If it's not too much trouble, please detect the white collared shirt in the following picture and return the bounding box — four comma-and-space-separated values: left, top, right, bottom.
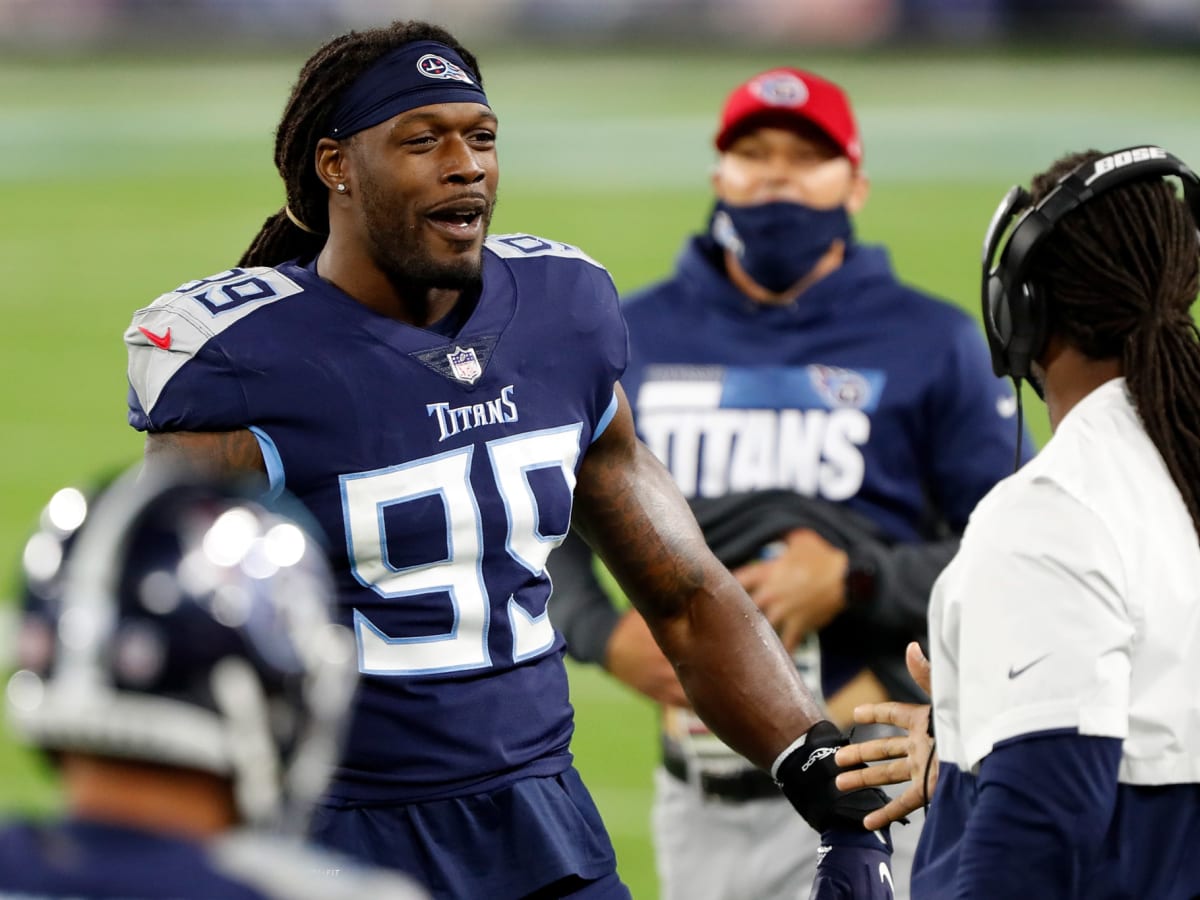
929, 377, 1200, 785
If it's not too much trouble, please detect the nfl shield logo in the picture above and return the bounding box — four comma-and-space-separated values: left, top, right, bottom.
447, 346, 483, 384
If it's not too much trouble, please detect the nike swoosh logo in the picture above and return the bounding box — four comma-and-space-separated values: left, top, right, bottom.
138, 326, 172, 350
1008, 653, 1051, 679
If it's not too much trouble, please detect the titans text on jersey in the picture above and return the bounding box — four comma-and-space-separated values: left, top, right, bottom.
637, 364, 878, 501
427, 383, 519, 441
620, 239, 1025, 544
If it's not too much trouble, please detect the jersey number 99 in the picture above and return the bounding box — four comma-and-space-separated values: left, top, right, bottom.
340, 425, 582, 676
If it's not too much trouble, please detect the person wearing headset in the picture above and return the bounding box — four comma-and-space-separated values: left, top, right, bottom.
835, 146, 1200, 899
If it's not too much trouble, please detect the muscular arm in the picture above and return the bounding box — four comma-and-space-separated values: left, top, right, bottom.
572, 385, 823, 768
546, 532, 689, 707
143, 430, 267, 479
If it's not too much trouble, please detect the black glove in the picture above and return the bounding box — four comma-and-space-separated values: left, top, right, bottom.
809, 827, 895, 900
775, 720, 891, 833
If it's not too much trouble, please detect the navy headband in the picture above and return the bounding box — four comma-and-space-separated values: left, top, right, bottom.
327, 41, 489, 139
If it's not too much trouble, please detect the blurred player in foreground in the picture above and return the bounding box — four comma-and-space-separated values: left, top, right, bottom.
122, 19, 893, 899
0, 464, 427, 898
837, 145, 1200, 898
548, 65, 1026, 900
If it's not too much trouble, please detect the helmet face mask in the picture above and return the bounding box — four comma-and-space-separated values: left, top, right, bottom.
7, 466, 357, 831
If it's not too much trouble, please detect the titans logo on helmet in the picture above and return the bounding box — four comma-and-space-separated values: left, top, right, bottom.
417, 54, 475, 85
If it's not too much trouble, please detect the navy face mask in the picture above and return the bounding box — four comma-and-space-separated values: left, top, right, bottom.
711, 199, 853, 294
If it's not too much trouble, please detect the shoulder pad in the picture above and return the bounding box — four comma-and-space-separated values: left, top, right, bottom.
129, 267, 304, 342
125, 267, 303, 418
486, 233, 604, 269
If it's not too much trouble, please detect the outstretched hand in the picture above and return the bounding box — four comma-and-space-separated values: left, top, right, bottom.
833, 642, 937, 831
603, 609, 690, 708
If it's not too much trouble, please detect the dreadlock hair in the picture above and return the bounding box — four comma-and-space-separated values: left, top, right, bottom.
1028, 149, 1200, 538
238, 21, 483, 268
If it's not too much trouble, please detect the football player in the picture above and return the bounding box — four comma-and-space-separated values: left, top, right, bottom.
122, 19, 890, 900
0, 464, 426, 899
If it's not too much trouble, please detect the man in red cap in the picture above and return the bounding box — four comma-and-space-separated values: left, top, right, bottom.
549, 66, 1029, 899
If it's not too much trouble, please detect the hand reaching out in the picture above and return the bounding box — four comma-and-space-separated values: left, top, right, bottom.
833, 642, 937, 831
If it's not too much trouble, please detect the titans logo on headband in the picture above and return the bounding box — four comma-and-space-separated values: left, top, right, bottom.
326, 41, 489, 139
417, 54, 475, 85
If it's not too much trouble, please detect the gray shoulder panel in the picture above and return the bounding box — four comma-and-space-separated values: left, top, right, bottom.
125, 267, 303, 420
485, 232, 606, 269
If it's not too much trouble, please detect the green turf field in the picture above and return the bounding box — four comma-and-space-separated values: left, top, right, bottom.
2, 47, 1198, 898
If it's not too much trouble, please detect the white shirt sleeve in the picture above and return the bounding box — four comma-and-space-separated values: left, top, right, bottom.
935, 476, 1133, 770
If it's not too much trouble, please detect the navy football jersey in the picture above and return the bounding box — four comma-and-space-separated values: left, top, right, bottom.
0, 819, 427, 899
125, 235, 628, 803
621, 238, 1029, 543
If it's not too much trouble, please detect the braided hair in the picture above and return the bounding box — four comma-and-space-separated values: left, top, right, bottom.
1028, 150, 1200, 537
239, 21, 483, 268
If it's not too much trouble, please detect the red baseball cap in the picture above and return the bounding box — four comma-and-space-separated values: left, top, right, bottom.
714, 67, 862, 167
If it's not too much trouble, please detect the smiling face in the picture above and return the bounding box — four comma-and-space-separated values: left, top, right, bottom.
336, 102, 499, 291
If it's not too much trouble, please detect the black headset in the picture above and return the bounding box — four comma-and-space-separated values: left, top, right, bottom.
982, 145, 1200, 382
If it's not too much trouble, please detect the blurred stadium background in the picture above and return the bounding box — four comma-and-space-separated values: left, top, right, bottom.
2, 1, 1198, 897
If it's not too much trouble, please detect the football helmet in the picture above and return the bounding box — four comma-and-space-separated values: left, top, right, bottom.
6, 464, 357, 830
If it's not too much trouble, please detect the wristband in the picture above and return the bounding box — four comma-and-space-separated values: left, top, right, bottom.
843, 550, 879, 609
775, 721, 890, 833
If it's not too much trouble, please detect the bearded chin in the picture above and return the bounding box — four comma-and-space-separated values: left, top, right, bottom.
361, 186, 496, 294
371, 217, 491, 295
393, 252, 484, 292
366, 229, 486, 300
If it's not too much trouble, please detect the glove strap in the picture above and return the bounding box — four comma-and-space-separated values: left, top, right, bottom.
775, 720, 890, 833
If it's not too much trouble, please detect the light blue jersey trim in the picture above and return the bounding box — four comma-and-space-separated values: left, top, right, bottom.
249, 426, 285, 500
592, 391, 618, 443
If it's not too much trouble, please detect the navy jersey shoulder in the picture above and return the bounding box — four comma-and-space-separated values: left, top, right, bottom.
619, 237, 1025, 541
0, 821, 426, 900
124, 234, 627, 803
0, 820, 266, 899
